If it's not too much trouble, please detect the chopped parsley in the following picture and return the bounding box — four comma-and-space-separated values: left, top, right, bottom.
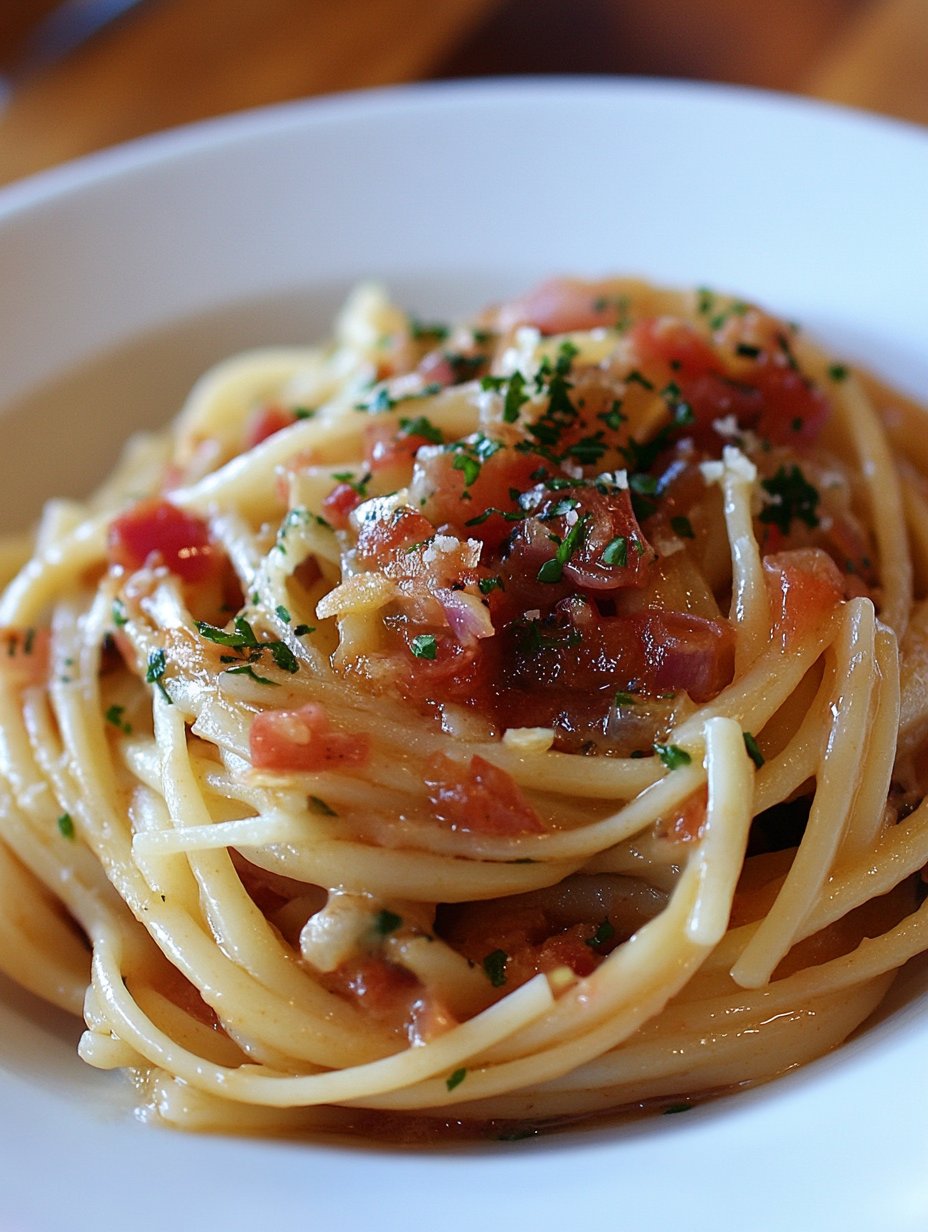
112, 598, 128, 628
196, 619, 256, 648
599, 399, 626, 431
696, 287, 749, 332
500, 370, 530, 423
356, 386, 396, 413
409, 317, 449, 342
223, 664, 278, 686
453, 452, 481, 487
274, 507, 317, 554
539, 497, 580, 521
670, 515, 695, 539
57, 813, 75, 840
482, 949, 508, 988
537, 513, 590, 583
331, 470, 372, 498
374, 909, 402, 935
268, 642, 299, 674
565, 432, 607, 465
399, 414, 444, 444
601, 535, 628, 568
308, 795, 338, 817
105, 704, 132, 734
654, 743, 691, 770
275, 605, 291, 623
759, 465, 820, 535
449, 432, 504, 489
478, 576, 504, 595
446, 1067, 468, 1092
445, 351, 488, 382
625, 369, 655, 390
145, 648, 172, 703
621, 391, 694, 476
742, 731, 765, 768
828, 363, 849, 382
410, 634, 438, 660
585, 918, 616, 950
198, 616, 300, 676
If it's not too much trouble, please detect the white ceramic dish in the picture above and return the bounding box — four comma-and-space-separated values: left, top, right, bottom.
1, 78, 927, 1232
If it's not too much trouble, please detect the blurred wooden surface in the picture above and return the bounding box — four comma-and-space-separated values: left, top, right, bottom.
0, 0, 926, 188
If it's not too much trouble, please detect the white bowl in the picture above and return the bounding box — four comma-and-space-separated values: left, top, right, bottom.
1, 78, 927, 1232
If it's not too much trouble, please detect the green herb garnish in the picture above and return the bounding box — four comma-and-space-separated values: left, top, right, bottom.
537, 514, 590, 584
601, 535, 628, 568
105, 704, 132, 734
654, 743, 691, 770
308, 795, 338, 817
585, 918, 615, 950
446, 1068, 468, 1092
268, 642, 299, 674
478, 576, 504, 595
400, 415, 444, 444
742, 731, 765, 768
374, 909, 402, 935
482, 949, 508, 988
146, 648, 172, 703
223, 664, 278, 686
410, 634, 438, 660
759, 465, 820, 535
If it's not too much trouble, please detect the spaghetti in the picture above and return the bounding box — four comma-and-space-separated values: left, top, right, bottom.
1, 276, 927, 1138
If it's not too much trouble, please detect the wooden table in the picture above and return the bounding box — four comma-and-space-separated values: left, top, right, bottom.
0, 0, 926, 188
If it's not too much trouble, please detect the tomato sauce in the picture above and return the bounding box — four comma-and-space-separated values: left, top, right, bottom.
310, 285, 847, 751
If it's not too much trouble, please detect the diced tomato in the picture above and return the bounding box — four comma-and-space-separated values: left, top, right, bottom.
424, 753, 545, 835
365, 422, 434, 476
417, 350, 458, 388
504, 487, 655, 595
629, 317, 830, 446
249, 702, 369, 772
534, 925, 604, 978
321, 482, 362, 530
411, 438, 541, 550
330, 956, 420, 1024
680, 369, 829, 447
495, 600, 734, 733
763, 549, 845, 640
438, 898, 615, 992
155, 963, 222, 1030
629, 317, 720, 379
244, 404, 295, 448
388, 631, 486, 709
821, 513, 877, 593
656, 786, 709, 843
107, 499, 221, 584
355, 507, 437, 570
499, 277, 632, 335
